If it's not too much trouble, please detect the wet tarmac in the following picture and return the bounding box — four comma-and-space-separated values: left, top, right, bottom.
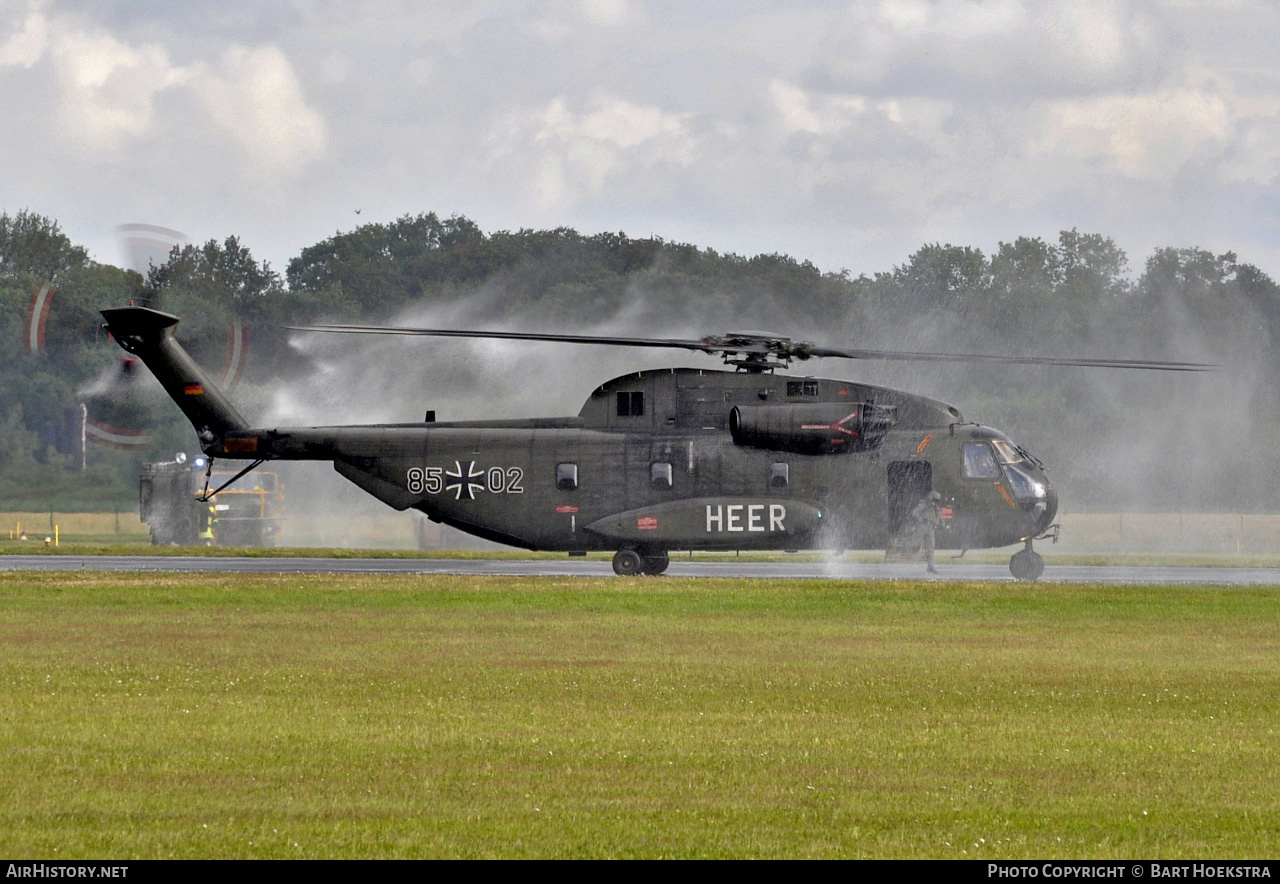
4, 554, 1280, 585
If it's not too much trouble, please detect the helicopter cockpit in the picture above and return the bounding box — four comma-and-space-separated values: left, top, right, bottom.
963, 435, 1058, 535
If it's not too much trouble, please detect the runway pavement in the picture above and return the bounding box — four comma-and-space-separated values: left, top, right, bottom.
4, 554, 1280, 584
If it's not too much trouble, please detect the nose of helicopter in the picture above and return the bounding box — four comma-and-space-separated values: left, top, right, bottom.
1030, 483, 1058, 536
1002, 456, 1058, 537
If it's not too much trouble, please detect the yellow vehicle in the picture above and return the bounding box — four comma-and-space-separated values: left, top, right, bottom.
140, 458, 284, 546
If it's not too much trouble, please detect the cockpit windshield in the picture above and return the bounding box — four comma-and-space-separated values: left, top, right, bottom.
1003, 462, 1048, 499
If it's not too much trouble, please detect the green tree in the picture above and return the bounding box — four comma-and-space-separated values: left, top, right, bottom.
893, 243, 991, 302
286, 213, 487, 315
0, 210, 89, 281
149, 236, 284, 320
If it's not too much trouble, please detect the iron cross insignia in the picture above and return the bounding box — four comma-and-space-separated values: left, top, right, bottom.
445, 460, 485, 500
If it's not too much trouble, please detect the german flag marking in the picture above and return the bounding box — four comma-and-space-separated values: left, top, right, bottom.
184, 384, 204, 395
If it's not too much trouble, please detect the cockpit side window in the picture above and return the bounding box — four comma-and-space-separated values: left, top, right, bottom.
962, 442, 1001, 479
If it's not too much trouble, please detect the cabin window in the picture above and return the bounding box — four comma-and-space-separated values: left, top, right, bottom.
556, 462, 578, 491
770, 462, 790, 489
616, 391, 644, 417
962, 442, 1001, 479
651, 462, 673, 488
786, 380, 818, 397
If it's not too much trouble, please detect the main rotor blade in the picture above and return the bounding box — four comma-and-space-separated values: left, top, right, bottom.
285, 323, 1215, 371
284, 324, 757, 353
806, 345, 1216, 372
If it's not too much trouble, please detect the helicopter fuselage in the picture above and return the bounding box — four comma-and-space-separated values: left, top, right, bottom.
253, 367, 1059, 555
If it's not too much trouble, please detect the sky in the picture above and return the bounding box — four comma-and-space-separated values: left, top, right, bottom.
3, 0, 1280, 279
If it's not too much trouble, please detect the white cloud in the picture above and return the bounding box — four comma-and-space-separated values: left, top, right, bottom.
197, 45, 327, 172
0, 4, 46, 67
1033, 73, 1280, 184
815, 0, 1170, 97
771, 81, 868, 135
0, 4, 324, 171
769, 80, 955, 146
1035, 88, 1233, 180
486, 96, 698, 207
522, 0, 644, 40
51, 26, 189, 143
560, 98, 688, 150
573, 0, 638, 27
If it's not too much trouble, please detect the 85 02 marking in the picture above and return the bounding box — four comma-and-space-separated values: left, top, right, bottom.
407, 463, 524, 499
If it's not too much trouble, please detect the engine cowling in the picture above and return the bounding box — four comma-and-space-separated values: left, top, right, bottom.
729, 403, 896, 454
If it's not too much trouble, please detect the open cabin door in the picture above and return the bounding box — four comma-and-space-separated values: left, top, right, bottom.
886, 461, 933, 537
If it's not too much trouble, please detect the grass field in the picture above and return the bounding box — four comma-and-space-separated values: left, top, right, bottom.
1, 572, 1278, 859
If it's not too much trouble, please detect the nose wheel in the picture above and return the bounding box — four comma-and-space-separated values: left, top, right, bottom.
1009, 540, 1045, 581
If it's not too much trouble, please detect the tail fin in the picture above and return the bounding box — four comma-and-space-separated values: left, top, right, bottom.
100, 307, 249, 449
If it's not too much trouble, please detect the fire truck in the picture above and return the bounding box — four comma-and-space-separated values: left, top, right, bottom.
140, 457, 284, 546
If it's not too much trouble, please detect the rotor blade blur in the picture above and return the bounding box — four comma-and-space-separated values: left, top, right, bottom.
806, 345, 1215, 371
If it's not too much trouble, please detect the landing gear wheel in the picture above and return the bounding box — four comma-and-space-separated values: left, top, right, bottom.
1028, 551, 1044, 580
642, 551, 670, 575
1009, 549, 1045, 581
612, 548, 644, 576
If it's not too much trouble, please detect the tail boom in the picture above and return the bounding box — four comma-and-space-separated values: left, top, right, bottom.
101, 307, 250, 453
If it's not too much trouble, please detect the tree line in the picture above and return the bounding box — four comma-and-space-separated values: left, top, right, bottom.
1, 209, 1276, 511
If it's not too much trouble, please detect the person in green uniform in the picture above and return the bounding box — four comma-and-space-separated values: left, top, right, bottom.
907, 491, 943, 574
